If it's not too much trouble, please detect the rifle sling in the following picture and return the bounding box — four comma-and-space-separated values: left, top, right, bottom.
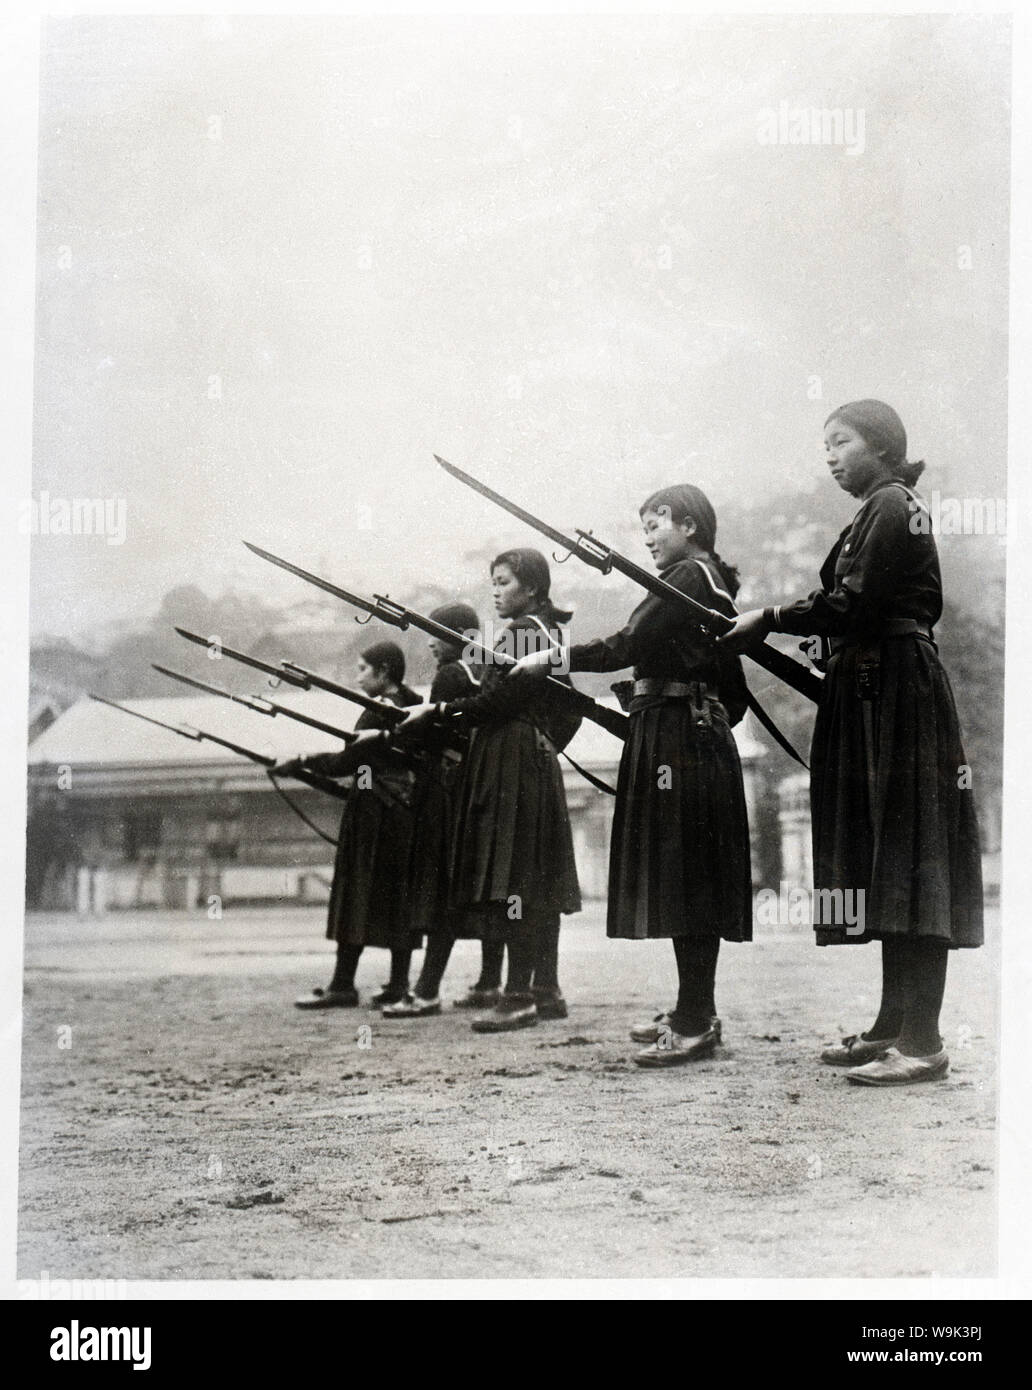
744, 690, 809, 770
266, 771, 340, 847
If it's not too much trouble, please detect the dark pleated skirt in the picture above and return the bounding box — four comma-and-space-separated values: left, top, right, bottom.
326, 773, 423, 951
448, 719, 581, 935
406, 754, 473, 937
810, 636, 983, 947
607, 699, 753, 941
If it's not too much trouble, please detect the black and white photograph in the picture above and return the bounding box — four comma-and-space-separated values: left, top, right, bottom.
2, 1, 1029, 1321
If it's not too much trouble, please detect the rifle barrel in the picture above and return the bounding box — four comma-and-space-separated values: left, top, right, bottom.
438, 460, 823, 706
152, 664, 357, 742
243, 542, 628, 740
175, 627, 309, 687
174, 626, 402, 723
89, 693, 348, 799
598, 549, 823, 704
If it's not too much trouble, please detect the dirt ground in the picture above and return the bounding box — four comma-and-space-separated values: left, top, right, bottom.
17, 903, 998, 1282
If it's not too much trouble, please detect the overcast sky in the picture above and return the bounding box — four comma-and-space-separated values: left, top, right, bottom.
29, 12, 1010, 643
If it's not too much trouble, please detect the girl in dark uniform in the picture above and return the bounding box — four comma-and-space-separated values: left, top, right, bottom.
513, 486, 752, 1067
278, 639, 423, 1010
400, 549, 581, 1033
382, 603, 506, 1016
720, 401, 983, 1085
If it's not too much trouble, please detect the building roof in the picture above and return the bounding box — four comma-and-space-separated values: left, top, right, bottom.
28, 686, 766, 776
27, 690, 361, 768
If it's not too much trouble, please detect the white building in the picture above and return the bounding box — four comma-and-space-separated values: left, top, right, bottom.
26, 691, 775, 912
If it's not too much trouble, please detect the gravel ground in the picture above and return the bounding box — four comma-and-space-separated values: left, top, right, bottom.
17, 904, 997, 1282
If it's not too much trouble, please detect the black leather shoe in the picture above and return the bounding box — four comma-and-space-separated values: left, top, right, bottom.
631, 1014, 722, 1045
821, 1033, 898, 1066
634, 1023, 720, 1068
382, 994, 441, 1017
471, 993, 538, 1033
294, 987, 359, 1010
370, 986, 408, 1007
453, 986, 502, 1010
532, 989, 568, 1020
630, 1012, 672, 1044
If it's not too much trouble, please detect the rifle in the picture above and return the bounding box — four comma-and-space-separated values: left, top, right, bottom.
173, 627, 409, 725
241, 541, 629, 741
152, 664, 359, 743
434, 455, 823, 707
88, 693, 348, 801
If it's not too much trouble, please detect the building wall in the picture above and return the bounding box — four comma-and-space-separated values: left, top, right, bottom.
29, 774, 780, 916
27, 784, 340, 912
26, 752, 784, 913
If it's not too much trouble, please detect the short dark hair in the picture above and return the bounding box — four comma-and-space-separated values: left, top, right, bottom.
360, 640, 405, 685
491, 547, 572, 626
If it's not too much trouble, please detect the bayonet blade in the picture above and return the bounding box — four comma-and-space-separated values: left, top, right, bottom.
153, 664, 357, 742
242, 542, 393, 623
89, 692, 202, 740
153, 663, 265, 711
174, 627, 309, 687
433, 455, 598, 566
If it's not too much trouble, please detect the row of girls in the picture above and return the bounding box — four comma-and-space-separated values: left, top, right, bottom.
277, 553, 582, 1035
276, 399, 983, 1081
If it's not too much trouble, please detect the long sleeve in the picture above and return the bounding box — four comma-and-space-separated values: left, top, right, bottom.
303, 690, 419, 775
442, 618, 575, 741
430, 661, 479, 702
444, 662, 548, 726
568, 560, 717, 674
776, 486, 921, 638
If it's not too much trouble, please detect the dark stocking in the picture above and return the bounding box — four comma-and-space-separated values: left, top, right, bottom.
863, 937, 906, 1041
897, 938, 950, 1057
504, 924, 538, 996
389, 948, 412, 994
328, 942, 363, 993
415, 934, 454, 999
475, 939, 504, 991
531, 913, 561, 994
670, 935, 720, 1037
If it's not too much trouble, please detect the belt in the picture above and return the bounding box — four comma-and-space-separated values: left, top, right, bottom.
631, 678, 719, 701
829, 620, 934, 654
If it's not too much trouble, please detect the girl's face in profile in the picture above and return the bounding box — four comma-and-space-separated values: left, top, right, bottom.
824, 419, 893, 498
356, 656, 389, 697
427, 635, 462, 667
641, 507, 695, 570
491, 562, 537, 619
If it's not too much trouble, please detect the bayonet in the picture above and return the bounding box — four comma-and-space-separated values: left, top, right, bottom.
434, 454, 823, 708
87, 693, 348, 800
242, 542, 629, 741
173, 626, 408, 725
152, 664, 358, 742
